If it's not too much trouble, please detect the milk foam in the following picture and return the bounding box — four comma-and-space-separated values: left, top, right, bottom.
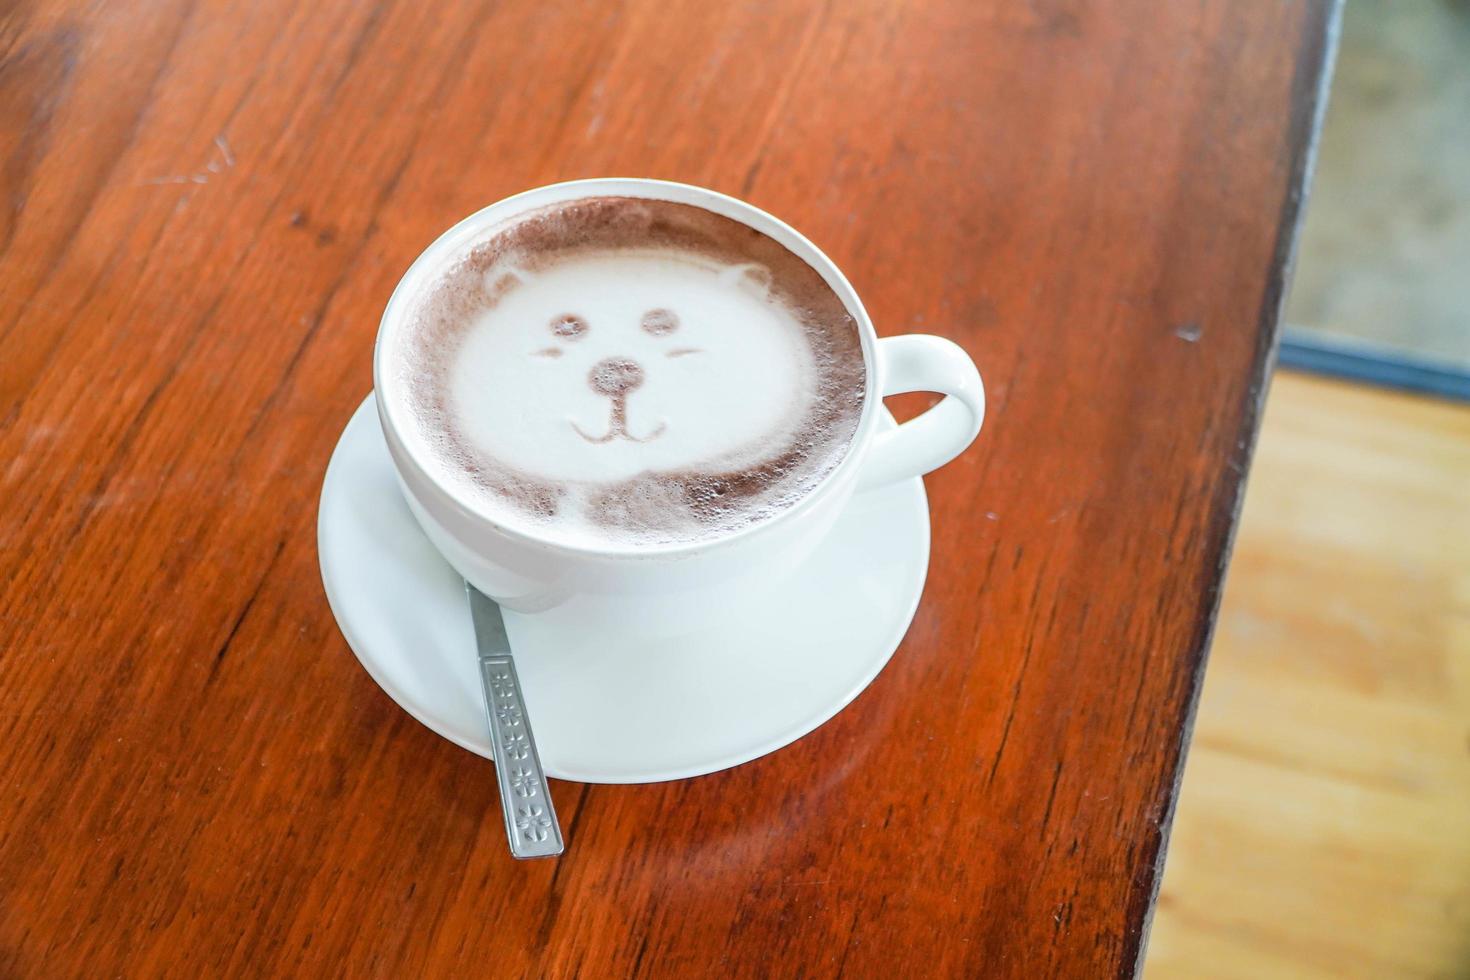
392, 196, 866, 548
451, 253, 811, 484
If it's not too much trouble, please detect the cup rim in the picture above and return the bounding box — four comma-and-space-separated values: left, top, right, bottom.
373, 177, 880, 560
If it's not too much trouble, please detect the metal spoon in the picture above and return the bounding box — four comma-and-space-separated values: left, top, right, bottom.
466, 583, 564, 858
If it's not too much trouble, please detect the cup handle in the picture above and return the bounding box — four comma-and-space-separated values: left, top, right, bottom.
858, 335, 985, 490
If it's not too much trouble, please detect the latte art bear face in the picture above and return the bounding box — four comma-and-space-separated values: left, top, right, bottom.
394, 196, 866, 548
451, 254, 811, 485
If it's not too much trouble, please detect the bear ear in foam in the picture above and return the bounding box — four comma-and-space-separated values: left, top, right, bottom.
720, 262, 773, 298
484, 264, 535, 302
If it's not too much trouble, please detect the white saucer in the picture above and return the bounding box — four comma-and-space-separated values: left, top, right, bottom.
318, 395, 930, 783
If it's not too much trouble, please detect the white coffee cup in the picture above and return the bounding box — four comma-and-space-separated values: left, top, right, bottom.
374, 178, 984, 625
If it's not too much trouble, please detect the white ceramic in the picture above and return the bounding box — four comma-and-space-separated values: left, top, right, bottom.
373, 178, 983, 626
319, 395, 931, 782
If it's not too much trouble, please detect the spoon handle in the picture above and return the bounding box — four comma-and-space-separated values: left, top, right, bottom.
468, 585, 564, 858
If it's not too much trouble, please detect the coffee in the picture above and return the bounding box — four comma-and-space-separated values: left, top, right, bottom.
387, 196, 866, 547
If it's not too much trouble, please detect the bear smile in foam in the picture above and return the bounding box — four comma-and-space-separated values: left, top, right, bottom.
572, 355, 669, 445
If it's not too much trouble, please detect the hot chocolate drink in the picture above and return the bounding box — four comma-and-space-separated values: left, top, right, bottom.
385, 196, 867, 548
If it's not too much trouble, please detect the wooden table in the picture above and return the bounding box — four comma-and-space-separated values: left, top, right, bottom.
0, 1, 1338, 975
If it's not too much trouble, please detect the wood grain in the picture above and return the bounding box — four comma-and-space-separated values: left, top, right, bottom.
0, 1, 1337, 976
1147, 372, 1470, 978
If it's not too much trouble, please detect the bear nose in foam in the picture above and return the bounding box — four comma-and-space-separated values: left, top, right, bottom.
588, 357, 645, 397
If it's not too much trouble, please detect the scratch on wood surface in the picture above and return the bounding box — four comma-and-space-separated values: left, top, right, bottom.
1174, 321, 1204, 343
1040, 761, 1065, 831
143, 134, 235, 186
203, 536, 287, 688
